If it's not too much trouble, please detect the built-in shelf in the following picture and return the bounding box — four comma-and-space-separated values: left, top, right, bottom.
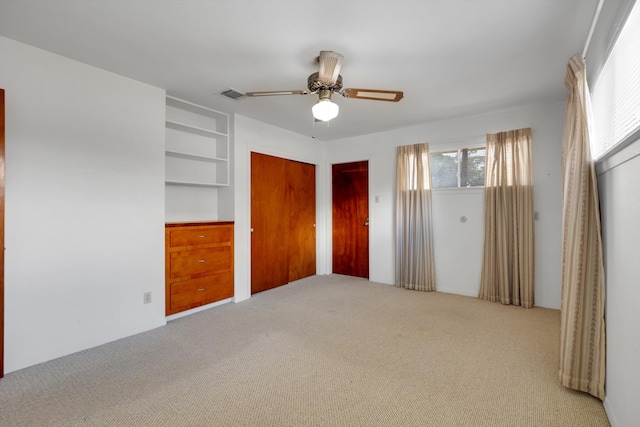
165, 120, 227, 139
165, 150, 226, 163
165, 96, 230, 221
165, 180, 221, 188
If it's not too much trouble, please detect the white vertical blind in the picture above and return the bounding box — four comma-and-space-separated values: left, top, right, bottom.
591, 0, 640, 158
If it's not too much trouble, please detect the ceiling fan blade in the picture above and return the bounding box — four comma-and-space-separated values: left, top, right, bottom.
341, 88, 404, 102
318, 51, 344, 85
245, 90, 309, 97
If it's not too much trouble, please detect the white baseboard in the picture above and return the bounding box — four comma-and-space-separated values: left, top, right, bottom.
436, 287, 478, 298
603, 397, 617, 427
165, 297, 233, 321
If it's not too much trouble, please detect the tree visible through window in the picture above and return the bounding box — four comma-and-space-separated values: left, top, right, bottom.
430, 147, 485, 188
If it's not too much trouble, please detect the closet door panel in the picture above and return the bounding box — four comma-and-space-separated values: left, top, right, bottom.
251, 152, 288, 293
287, 160, 316, 282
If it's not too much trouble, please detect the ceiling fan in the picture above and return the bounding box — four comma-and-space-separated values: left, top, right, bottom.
245, 51, 404, 122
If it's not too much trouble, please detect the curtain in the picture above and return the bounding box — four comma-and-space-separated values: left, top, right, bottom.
559, 54, 605, 400
395, 143, 436, 291
479, 128, 535, 308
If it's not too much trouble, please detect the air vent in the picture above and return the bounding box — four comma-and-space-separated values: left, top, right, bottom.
220, 88, 245, 100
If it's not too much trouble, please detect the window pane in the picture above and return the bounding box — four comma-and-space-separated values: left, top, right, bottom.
591, 0, 640, 158
461, 147, 486, 187
430, 147, 485, 189
430, 150, 459, 189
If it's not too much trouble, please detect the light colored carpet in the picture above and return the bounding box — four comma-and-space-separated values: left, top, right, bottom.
0, 275, 609, 426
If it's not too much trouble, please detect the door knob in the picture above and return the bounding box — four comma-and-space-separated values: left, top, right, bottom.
364, 217, 369, 226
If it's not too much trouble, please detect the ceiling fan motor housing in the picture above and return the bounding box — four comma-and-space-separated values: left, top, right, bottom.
307, 72, 343, 93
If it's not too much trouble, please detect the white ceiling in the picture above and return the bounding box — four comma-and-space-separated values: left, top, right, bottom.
0, 0, 598, 141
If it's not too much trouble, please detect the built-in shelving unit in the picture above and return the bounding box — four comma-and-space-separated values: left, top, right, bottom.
165, 96, 229, 221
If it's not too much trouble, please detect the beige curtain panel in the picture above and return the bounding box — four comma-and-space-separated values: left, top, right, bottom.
559, 54, 605, 400
479, 128, 535, 308
395, 143, 436, 291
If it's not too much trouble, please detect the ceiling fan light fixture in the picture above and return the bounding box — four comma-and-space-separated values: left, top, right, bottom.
312, 98, 339, 121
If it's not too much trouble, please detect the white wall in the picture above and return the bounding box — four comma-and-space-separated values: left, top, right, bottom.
0, 37, 167, 373
431, 188, 485, 297
597, 137, 640, 427
232, 115, 327, 302
325, 100, 565, 309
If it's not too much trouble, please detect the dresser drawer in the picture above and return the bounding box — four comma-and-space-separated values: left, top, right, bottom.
170, 246, 231, 279
169, 225, 232, 248
165, 222, 234, 315
169, 272, 233, 313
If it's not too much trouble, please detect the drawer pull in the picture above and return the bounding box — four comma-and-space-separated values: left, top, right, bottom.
198, 288, 206, 291
198, 259, 206, 263
198, 235, 207, 238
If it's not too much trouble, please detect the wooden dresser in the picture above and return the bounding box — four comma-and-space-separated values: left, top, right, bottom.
165, 221, 234, 315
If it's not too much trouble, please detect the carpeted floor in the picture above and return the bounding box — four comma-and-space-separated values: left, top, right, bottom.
0, 275, 609, 426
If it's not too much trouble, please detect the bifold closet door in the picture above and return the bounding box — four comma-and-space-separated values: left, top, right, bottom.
251, 152, 288, 294
286, 159, 316, 282
251, 152, 316, 294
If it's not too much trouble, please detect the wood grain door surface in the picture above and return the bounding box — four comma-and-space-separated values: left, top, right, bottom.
332, 161, 369, 278
286, 159, 316, 282
251, 152, 316, 294
251, 152, 288, 294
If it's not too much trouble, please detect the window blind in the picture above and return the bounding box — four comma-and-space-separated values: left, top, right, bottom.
591, 0, 640, 158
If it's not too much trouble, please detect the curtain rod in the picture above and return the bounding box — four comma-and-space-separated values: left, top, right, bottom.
583, 0, 605, 59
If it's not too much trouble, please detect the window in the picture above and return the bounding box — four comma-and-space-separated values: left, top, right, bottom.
430, 147, 486, 189
590, 0, 640, 158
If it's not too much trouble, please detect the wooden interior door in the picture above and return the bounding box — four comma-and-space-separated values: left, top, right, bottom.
332, 161, 369, 278
251, 152, 288, 294
286, 160, 316, 282
1, 89, 5, 378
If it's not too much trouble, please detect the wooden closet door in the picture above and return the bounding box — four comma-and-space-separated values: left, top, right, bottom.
287, 160, 316, 282
251, 152, 288, 294
251, 153, 316, 294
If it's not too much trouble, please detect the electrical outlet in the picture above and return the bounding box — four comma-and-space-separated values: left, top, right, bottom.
143, 291, 152, 304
